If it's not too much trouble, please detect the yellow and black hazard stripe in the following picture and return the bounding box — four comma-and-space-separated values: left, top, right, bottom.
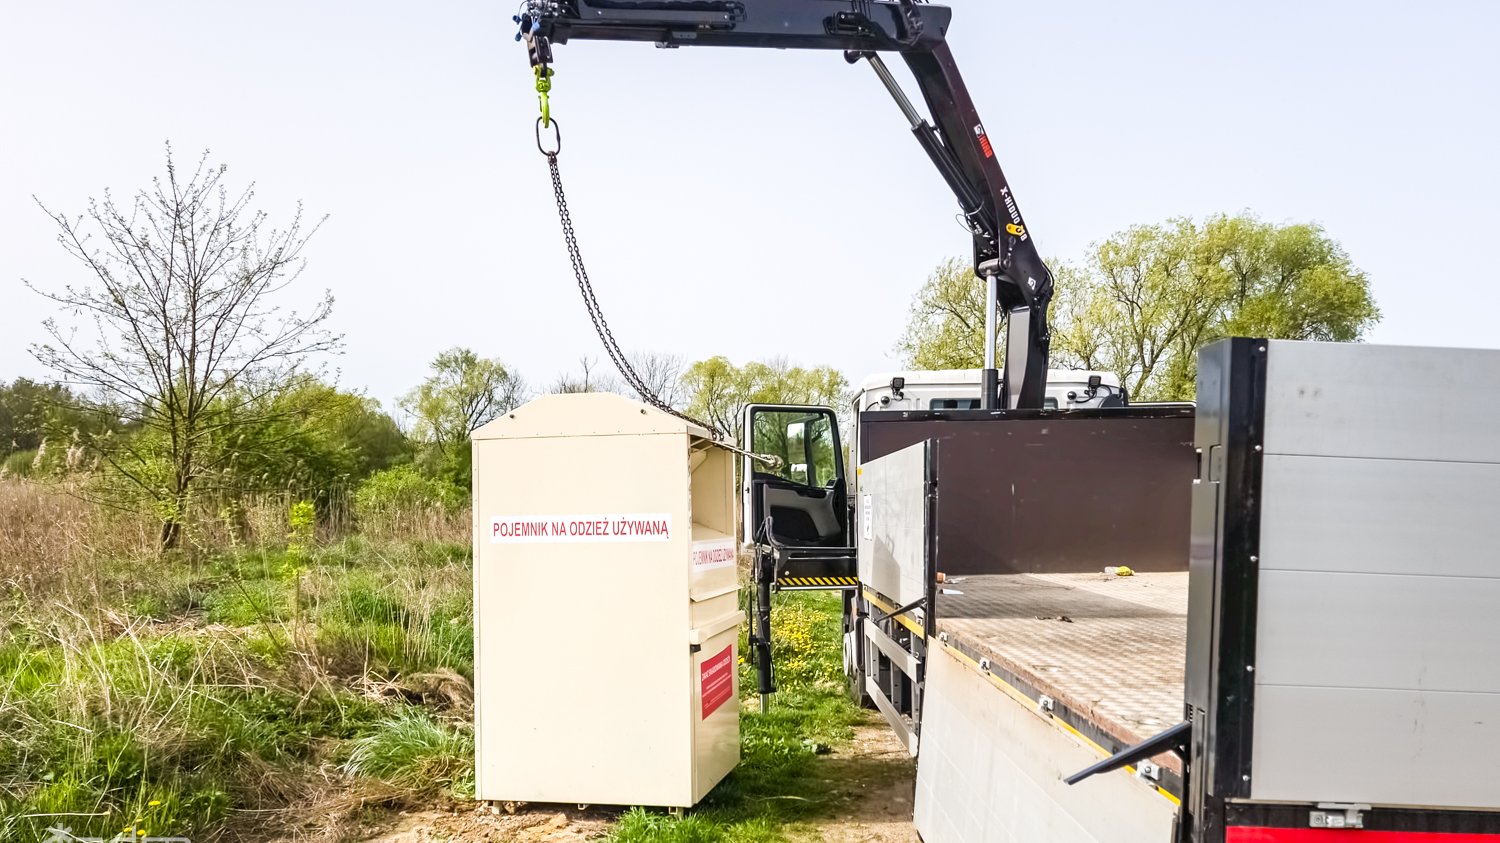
777, 576, 860, 588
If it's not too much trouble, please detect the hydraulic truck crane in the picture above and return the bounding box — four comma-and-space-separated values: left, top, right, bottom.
512, 7, 1500, 843
517, 0, 1053, 412
515, 0, 1069, 719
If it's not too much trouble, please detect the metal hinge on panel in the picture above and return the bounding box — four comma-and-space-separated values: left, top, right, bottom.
1310, 804, 1371, 829
1037, 695, 1056, 715
1135, 761, 1161, 782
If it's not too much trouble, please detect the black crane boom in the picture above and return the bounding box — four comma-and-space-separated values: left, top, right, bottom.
521, 0, 1053, 409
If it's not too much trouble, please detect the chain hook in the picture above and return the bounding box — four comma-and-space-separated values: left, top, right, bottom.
533, 64, 554, 127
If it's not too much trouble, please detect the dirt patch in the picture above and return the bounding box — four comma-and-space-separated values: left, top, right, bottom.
803, 721, 919, 843
357, 805, 613, 843
357, 715, 919, 843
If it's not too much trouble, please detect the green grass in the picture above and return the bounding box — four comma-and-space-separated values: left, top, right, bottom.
609, 591, 869, 843
0, 537, 879, 843
0, 538, 475, 842
342, 707, 474, 795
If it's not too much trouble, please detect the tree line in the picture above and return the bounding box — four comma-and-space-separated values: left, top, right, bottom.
9, 147, 1380, 550
899, 213, 1380, 400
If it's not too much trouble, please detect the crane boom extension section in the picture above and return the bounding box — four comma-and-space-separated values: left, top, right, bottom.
520, 0, 1054, 409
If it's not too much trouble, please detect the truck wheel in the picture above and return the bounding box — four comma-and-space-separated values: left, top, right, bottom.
843, 593, 874, 708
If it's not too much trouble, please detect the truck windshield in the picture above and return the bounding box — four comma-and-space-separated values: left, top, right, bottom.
928, 397, 1060, 409
752, 410, 839, 487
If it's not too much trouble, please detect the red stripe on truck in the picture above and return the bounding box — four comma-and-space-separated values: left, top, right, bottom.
1230, 829, 1500, 842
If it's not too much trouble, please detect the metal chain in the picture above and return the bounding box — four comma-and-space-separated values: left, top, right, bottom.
540, 133, 781, 468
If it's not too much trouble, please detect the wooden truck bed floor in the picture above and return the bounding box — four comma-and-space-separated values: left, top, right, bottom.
933, 571, 1188, 771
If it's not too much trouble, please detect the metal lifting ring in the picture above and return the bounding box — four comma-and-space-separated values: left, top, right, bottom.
536, 116, 561, 156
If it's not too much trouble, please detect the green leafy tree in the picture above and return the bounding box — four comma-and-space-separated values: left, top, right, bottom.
895, 257, 989, 370
0, 378, 115, 461
211, 379, 409, 497
0, 378, 71, 455
681, 356, 849, 442
1054, 214, 1380, 400
400, 348, 525, 490
900, 213, 1381, 401
354, 464, 459, 525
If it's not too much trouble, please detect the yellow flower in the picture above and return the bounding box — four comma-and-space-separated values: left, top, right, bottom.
148, 800, 161, 807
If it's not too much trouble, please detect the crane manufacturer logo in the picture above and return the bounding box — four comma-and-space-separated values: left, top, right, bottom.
998, 186, 1029, 242
972, 122, 994, 158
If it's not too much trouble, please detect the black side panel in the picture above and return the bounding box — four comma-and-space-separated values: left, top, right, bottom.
1180, 338, 1269, 843
859, 408, 1196, 576
766, 506, 819, 542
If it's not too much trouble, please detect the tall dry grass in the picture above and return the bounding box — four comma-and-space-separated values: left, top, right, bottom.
0, 478, 476, 842
0, 480, 156, 600
0, 479, 469, 602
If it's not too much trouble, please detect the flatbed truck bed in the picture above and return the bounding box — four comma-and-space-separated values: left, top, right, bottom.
936, 571, 1187, 772
849, 342, 1500, 842
909, 572, 1188, 843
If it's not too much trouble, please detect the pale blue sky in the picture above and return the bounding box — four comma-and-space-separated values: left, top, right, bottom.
3, 1, 1497, 412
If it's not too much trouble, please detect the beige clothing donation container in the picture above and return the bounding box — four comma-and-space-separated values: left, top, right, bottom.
471, 392, 741, 809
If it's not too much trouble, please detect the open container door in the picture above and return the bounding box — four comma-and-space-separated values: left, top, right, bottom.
854, 438, 938, 755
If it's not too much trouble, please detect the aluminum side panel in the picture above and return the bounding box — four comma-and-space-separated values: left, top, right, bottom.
857, 442, 930, 608
1251, 341, 1500, 811
913, 645, 1177, 843
1250, 684, 1500, 808
1256, 569, 1500, 694
1261, 454, 1500, 579
1262, 341, 1500, 462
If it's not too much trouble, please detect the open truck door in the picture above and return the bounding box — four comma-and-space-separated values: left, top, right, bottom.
740, 404, 860, 710
740, 404, 849, 555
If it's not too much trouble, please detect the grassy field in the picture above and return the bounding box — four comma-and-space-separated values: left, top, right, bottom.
0, 536, 476, 842
0, 480, 878, 843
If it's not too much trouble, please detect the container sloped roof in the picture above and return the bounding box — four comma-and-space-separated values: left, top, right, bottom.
471, 392, 715, 441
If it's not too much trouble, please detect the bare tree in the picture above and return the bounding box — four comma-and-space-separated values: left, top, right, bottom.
550, 356, 625, 395
26, 146, 338, 550
550, 351, 685, 408
625, 350, 687, 409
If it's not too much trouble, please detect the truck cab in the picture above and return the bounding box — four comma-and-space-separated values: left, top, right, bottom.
853, 368, 1125, 414
739, 367, 1126, 551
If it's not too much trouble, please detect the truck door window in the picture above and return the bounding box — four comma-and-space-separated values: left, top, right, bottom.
752, 410, 839, 488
